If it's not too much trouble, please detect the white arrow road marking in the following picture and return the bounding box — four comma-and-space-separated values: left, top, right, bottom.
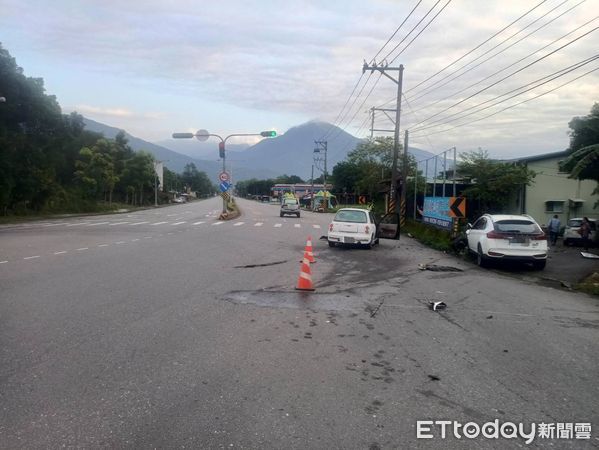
234, 222, 245, 226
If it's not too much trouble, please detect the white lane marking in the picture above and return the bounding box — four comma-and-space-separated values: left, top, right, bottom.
54, 251, 67, 255
131, 238, 140, 242
212, 222, 224, 226
193, 221, 205, 225
109, 222, 129, 226
88, 222, 110, 226
0, 260, 7, 264
233, 222, 245, 226
313, 224, 321, 229
166, 214, 178, 217
24, 256, 40, 260
167, 232, 174, 235
76, 247, 89, 251
294, 224, 301, 228
143, 236, 152, 239
115, 241, 126, 244
98, 244, 109, 247
172, 221, 187, 225
254, 222, 263, 227
274, 223, 282, 228
151, 221, 168, 226
129, 221, 149, 225
42, 223, 64, 227
66, 222, 90, 227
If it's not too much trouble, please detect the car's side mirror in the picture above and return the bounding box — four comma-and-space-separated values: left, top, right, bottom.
467, 223, 472, 229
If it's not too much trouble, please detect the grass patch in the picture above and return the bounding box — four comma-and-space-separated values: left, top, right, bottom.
402, 219, 453, 252
576, 272, 599, 296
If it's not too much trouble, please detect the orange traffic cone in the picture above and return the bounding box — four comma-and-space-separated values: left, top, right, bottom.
302, 235, 316, 263
295, 257, 315, 291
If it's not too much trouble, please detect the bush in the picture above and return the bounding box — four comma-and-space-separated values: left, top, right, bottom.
402, 219, 453, 252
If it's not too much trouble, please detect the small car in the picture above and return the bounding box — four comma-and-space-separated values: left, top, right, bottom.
327, 208, 399, 249
280, 198, 300, 217
466, 214, 548, 269
563, 217, 596, 246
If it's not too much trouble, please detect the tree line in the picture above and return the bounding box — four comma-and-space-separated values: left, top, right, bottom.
0, 43, 214, 215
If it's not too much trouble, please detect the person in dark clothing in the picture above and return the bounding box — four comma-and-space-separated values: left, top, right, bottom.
547, 214, 560, 246
579, 217, 592, 251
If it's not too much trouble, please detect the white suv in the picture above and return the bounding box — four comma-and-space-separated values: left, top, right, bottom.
563, 218, 596, 246
466, 214, 548, 270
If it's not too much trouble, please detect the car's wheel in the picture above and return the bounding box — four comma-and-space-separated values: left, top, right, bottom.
477, 245, 489, 268
297, 213, 300, 218
328, 241, 335, 247
365, 235, 375, 249
533, 260, 546, 270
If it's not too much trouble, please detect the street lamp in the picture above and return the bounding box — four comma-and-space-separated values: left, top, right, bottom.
172, 129, 277, 214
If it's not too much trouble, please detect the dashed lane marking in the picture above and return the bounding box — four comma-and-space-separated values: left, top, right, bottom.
24, 256, 40, 260
66, 222, 90, 227
76, 247, 89, 251
98, 244, 109, 247
254, 222, 263, 227
151, 222, 168, 226
313, 224, 321, 229
109, 222, 129, 226
115, 241, 126, 244
212, 222, 224, 226
294, 224, 301, 228
131, 238, 140, 242
88, 222, 110, 226
233, 222, 245, 226
172, 221, 187, 225
193, 221, 205, 225
0, 260, 7, 264
274, 224, 282, 228
54, 251, 67, 255
129, 221, 149, 225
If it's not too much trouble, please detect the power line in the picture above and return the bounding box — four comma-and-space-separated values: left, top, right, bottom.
381, 0, 443, 62
369, 0, 423, 64
409, 65, 599, 139
410, 54, 599, 133
408, 1, 591, 106
405, 0, 549, 95
387, 0, 453, 65
409, 25, 599, 128
319, 0, 424, 142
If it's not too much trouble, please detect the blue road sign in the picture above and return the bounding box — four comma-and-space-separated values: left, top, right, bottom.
219, 181, 230, 192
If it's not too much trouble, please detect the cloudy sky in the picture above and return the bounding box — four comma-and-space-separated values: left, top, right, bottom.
1, 0, 597, 158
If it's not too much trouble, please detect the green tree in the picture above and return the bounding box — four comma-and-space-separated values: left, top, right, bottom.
560, 104, 599, 207
458, 149, 536, 216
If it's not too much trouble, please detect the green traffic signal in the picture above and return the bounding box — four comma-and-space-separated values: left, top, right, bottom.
260, 130, 277, 137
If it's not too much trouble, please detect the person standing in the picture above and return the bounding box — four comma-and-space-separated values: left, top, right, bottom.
547, 214, 561, 246
579, 217, 592, 251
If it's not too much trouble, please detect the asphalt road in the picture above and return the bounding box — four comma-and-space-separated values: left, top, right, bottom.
1, 197, 598, 449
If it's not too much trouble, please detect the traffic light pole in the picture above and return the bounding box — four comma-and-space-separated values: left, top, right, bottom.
362, 62, 404, 218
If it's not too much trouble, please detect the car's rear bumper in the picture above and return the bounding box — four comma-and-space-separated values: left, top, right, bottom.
486, 252, 547, 261
328, 232, 371, 244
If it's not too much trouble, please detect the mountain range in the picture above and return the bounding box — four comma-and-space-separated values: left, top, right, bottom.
82, 118, 436, 182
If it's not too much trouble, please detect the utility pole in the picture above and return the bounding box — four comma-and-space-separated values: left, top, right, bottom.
310, 165, 315, 211
314, 140, 328, 210
362, 62, 404, 217
369, 107, 397, 138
